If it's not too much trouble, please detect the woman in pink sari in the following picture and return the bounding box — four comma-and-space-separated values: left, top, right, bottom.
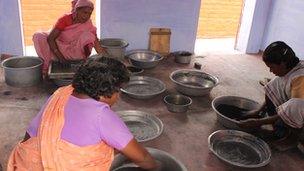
33, 0, 106, 75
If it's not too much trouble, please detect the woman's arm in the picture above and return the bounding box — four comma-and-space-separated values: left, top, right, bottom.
93, 38, 108, 55
239, 101, 267, 120
238, 115, 280, 128
120, 138, 158, 170
47, 28, 67, 63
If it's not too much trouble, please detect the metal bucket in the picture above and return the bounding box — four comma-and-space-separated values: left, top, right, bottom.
100, 38, 129, 61
1, 56, 43, 87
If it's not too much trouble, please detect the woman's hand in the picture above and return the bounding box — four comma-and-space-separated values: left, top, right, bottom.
238, 118, 261, 128
239, 109, 261, 120
47, 28, 68, 63
120, 139, 157, 170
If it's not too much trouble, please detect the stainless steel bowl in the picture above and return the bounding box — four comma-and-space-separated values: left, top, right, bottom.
126, 66, 144, 75
126, 49, 164, 69
121, 76, 166, 99
110, 147, 187, 171
211, 96, 261, 130
116, 110, 163, 142
173, 51, 192, 64
170, 69, 219, 96
163, 94, 192, 113
208, 130, 271, 168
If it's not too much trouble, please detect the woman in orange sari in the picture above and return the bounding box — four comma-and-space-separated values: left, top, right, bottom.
33, 0, 106, 75
7, 57, 158, 170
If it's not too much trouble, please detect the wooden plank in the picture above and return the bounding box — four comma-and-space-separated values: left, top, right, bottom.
149, 28, 171, 56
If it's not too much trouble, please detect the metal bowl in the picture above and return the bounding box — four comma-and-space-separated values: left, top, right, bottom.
121, 76, 166, 99
126, 66, 144, 75
170, 69, 219, 96
126, 49, 164, 69
110, 147, 187, 171
173, 51, 193, 64
163, 94, 192, 113
116, 110, 163, 142
208, 130, 271, 168
211, 96, 261, 130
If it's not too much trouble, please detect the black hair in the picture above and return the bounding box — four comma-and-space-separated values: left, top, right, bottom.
263, 41, 299, 69
72, 57, 130, 100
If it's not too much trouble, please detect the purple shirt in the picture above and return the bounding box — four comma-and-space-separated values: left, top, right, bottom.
27, 95, 133, 150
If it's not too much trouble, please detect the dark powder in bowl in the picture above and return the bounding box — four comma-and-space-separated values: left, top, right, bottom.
216, 104, 249, 120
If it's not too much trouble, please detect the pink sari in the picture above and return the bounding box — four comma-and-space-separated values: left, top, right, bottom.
33, 20, 97, 74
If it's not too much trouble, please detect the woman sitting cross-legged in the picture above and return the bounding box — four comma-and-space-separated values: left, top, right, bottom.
33, 0, 107, 75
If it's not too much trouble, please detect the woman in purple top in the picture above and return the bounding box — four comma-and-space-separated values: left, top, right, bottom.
23, 57, 158, 170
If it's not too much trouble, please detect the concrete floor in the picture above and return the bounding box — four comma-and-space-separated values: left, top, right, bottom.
1, 53, 304, 171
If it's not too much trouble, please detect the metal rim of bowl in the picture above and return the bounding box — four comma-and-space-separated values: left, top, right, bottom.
169, 69, 219, 89
120, 76, 166, 99
125, 49, 164, 62
100, 38, 129, 48
211, 95, 260, 124
208, 129, 271, 168
111, 147, 188, 171
1, 56, 43, 70
116, 110, 164, 142
163, 94, 192, 107
126, 66, 144, 74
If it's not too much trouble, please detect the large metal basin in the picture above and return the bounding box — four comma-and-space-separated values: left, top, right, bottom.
110, 147, 187, 171
212, 96, 261, 130
208, 130, 271, 168
126, 49, 163, 69
116, 110, 163, 142
170, 69, 219, 96
1, 56, 43, 87
121, 76, 166, 99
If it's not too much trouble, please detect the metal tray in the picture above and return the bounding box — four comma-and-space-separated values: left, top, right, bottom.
116, 110, 163, 142
48, 61, 82, 79
120, 76, 166, 99
208, 130, 271, 168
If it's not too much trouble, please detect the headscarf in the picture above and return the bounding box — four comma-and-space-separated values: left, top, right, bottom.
72, 0, 94, 10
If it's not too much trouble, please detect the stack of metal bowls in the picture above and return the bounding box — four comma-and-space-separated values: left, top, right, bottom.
126, 49, 163, 69
170, 69, 219, 96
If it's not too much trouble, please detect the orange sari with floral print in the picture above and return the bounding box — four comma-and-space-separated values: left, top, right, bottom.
7, 86, 114, 171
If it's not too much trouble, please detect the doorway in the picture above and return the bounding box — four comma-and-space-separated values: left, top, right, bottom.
195, 0, 243, 55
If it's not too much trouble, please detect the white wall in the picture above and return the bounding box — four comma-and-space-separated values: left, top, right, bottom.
262, 0, 304, 59
0, 0, 24, 55
235, 0, 271, 54
100, 0, 201, 52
